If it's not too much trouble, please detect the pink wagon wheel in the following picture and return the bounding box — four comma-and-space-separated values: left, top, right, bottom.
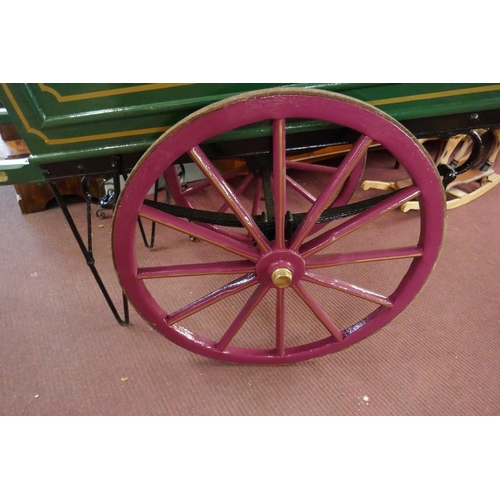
112, 88, 446, 365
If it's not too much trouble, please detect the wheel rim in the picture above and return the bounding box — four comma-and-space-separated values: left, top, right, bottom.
112, 88, 445, 364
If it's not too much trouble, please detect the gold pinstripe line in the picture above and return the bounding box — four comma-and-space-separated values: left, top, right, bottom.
38, 83, 192, 102
368, 84, 500, 106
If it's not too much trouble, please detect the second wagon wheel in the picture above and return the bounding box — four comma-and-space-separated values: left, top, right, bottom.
163, 140, 364, 218
112, 88, 446, 364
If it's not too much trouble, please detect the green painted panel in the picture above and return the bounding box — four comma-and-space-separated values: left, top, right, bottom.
1, 83, 500, 186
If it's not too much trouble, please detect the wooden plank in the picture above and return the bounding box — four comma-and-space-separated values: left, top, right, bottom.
0, 124, 30, 159
1, 138, 30, 158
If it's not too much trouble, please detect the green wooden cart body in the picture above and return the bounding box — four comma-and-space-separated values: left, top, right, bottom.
1, 83, 500, 185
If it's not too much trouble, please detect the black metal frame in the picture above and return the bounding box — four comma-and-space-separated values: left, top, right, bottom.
41, 154, 140, 325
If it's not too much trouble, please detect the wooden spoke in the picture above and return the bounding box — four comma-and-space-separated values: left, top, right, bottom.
189, 145, 271, 253
217, 174, 254, 213
137, 260, 255, 280
289, 135, 372, 250
286, 175, 317, 204
292, 282, 343, 342
139, 203, 260, 262
181, 164, 249, 195
305, 246, 424, 269
300, 185, 421, 258
215, 284, 269, 351
166, 274, 257, 325
252, 176, 263, 216
304, 271, 393, 307
273, 119, 287, 248
285, 161, 337, 174
276, 288, 286, 357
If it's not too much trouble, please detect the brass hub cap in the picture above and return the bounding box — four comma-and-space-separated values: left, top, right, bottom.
271, 268, 293, 288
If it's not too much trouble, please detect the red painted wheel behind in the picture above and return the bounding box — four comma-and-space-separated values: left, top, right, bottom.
112, 88, 445, 364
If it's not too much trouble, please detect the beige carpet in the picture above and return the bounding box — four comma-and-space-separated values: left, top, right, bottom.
1, 150, 499, 415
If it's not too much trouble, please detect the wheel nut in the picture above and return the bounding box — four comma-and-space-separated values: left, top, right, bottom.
271, 268, 293, 288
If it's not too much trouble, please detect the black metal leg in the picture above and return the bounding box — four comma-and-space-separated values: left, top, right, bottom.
48, 181, 130, 326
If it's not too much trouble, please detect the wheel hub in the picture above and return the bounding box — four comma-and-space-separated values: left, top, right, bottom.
255, 249, 305, 289
271, 268, 293, 288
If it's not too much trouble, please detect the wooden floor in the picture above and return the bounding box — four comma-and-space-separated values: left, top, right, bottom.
1, 151, 499, 416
